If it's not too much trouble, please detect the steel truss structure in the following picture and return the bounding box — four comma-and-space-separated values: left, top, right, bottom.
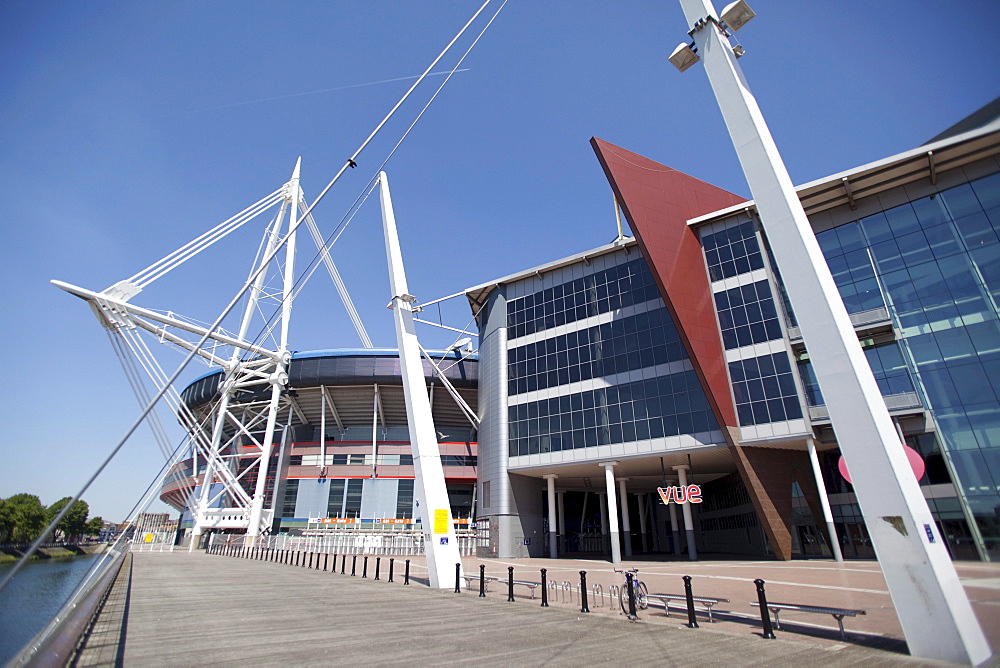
55, 160, 375, 543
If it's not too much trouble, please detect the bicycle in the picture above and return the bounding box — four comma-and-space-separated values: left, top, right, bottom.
614, 567, 648, 614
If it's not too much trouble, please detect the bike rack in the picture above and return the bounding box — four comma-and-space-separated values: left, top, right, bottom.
609, 585, 621, 612
561, 582, 571, 604
548, 581, 559, 602
592, 584, 604, 607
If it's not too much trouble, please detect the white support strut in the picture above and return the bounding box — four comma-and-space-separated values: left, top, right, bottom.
673, 1, 988, 662
378, 170, 462, 589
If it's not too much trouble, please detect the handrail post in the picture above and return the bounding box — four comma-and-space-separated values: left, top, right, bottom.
507, 566, 515, 602
579, 571, 590, 613
683, 575, 699, 628
754, 579, 776, 639
540, 569, 548, 607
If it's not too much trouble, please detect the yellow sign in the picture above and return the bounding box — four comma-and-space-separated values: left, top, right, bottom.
144, 533, 154, 543
433, 509, 449, 534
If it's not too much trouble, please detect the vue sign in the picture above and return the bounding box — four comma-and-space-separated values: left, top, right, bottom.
657, 485, 702, 505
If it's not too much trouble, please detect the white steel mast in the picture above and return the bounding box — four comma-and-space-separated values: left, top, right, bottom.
378, 171, 462, 588
671, 1, 989, 663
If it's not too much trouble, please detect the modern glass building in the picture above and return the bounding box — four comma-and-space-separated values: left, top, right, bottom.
466, 102, 1000, 561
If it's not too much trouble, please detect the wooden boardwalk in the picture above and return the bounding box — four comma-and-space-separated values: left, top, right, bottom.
72, 550, 957, 667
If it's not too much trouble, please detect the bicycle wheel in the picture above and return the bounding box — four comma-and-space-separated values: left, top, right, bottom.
619, 585, 630, 614
636, 581, 649, 610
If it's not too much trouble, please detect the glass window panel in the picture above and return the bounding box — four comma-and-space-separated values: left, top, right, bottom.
955, 212, 999, 250
860, 211, 892, 245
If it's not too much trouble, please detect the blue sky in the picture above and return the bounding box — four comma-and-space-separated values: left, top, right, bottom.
1, 1, 997, 522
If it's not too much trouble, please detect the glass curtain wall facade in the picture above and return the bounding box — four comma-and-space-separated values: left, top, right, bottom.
806, 172, 1000, 558
505, 255, 719, 459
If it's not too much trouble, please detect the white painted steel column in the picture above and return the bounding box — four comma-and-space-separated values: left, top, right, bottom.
617, 478, 632, 558
600, 462, 622, 564
668, 495, 681, 555
543, 474, 558, 558
807, 438, 843, 562
673, 466, 697, 560
378, 172, 461, 588
248, 160, 300, 539
672, 3, 988, 660
637, 492, 649, 552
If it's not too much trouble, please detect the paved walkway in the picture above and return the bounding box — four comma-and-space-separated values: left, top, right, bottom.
81, 550, 1000, 666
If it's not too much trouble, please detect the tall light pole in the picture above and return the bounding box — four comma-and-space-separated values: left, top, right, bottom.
670, 1, 989, 663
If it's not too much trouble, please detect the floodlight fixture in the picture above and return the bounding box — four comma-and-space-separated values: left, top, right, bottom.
720, 0, 755, 31
669, 42, 700, 72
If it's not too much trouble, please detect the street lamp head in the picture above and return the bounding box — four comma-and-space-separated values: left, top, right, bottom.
669, 42, 700, 72
720, 0, 755, 32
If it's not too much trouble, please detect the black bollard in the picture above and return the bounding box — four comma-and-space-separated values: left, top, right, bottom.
404, 559, 410, 585
352, 555, 357, 576
389, 558, 395, 583
341, 554, 346, 575
363, 556, 369, 578
507, 566, 515, 602
580, 571, 590, 613
683, 575, 699, 628
625, 572, 638, 621
325, 554, 329, 571
332, 553, 337, 573
479, 565, 487, 598
375, 557, 381, 580
754, 579, 776, 639
540, 569, 549, 607
455, 563, 462, 593
307, 552, 313, 568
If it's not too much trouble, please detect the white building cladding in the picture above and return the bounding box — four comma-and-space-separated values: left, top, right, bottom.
466, 102, 1000, 562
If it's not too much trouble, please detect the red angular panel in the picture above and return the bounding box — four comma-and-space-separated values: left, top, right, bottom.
591, 137, 746, 428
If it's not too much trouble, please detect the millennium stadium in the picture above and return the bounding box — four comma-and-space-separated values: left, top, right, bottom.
160, 349, 478, 545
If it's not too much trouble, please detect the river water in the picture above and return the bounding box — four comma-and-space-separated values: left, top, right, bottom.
0, 554, 100, 663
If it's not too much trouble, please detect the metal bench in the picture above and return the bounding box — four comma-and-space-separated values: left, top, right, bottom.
751, 601, 866, 639
463, 574, 497, 592
511, 580, 540, 599
646, 594, 729, 622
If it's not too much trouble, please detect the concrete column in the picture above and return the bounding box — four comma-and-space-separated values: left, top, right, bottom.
543, 474, 558, 559
600, 462, 621, 564
637, 492, 649, 553
674, 466, 697, 561
617, 478, 632, 558
807, 438, 843, 562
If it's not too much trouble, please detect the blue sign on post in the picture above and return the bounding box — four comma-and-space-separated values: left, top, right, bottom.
440, 537, 449, 545
924, 524, 936, 543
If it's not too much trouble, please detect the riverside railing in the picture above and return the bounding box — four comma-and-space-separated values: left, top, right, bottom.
7, 539, 131, 667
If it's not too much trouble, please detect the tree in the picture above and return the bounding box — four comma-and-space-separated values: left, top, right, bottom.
47, 497, 90, 542
0, 494, 48, 543
85, 516, 104, 537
